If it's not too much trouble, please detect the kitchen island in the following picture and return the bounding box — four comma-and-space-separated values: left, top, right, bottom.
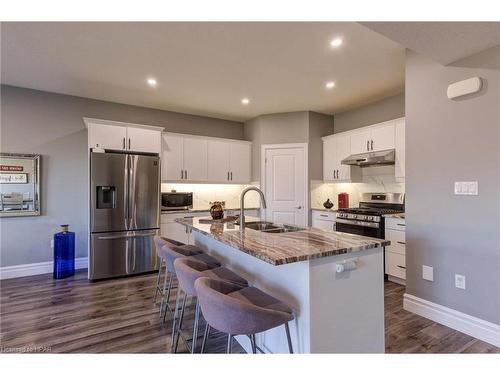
175, 216, 389, 353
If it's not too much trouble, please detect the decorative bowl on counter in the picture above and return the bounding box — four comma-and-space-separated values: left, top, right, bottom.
209, 201, 225, 220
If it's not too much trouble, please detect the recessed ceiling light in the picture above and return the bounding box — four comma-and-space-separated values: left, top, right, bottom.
241, 98, 250, 105
147, 78, 157, 87
325, 81, 336, 89
330, 38, 343, 48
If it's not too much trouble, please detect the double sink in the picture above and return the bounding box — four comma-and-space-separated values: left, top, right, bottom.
239, 221, 304, 234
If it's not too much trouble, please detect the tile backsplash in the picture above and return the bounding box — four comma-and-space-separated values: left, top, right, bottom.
311, 166, 405, 210
161, 183, 261, 210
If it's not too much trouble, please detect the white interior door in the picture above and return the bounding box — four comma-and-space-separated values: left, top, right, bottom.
264, 146, 307, 226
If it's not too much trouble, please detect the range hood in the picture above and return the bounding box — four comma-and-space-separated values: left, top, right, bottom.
341, 149, 395, 167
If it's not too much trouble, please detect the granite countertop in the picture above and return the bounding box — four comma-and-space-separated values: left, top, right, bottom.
162, 207, 261, 214
175, 216, 389, 266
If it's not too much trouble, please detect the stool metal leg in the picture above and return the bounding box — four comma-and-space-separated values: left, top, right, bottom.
191, 298, 200, 354
153, 259, 164, 303
173, 294, 188, 353
171, 286, 181, 342
201, 324, 210, 353
284, 322, 293, 354
226, 334, 233, 354
161, 272, 174, 323
250, 334, 257, 354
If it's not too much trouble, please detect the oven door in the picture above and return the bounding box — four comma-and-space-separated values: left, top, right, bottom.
335, 220, 383, 239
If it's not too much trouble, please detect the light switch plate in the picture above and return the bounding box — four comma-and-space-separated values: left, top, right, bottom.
455, 274, 466, 290
454, 181, 478, 195
422, 265, 434, 281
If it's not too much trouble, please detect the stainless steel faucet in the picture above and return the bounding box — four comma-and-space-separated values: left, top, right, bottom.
239, 186, 267, 230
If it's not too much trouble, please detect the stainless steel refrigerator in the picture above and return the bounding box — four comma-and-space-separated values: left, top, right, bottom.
89, 152, 160, 280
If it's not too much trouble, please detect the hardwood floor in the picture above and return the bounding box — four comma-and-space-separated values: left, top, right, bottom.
0, 270, 498, 354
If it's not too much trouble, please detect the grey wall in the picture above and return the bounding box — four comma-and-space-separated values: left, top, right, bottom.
333, 93, 405, 133
308, 112, 335, 180
405, 50, 500, 324
243, 111, 334, 182
0, 85, 243, 267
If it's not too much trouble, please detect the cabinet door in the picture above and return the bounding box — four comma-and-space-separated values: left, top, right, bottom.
312, 219, 335, 231
395, 119, 405, 181
323, 137, 336, 181
350, 129, 371, 154
88, 123, 127, 151
183, 137, 208, 181
127, 127, 161, 153
371, 123, 395, 152
162, 133, 184, 181
229, 142, 251, 183
207, 139, 230, 182
335, 134, 352, 181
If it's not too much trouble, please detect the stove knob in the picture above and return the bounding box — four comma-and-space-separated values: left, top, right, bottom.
364, 216, 369, 220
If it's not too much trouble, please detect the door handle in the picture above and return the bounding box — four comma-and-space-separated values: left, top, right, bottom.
371, 139, 374, 151
98, 231, 157, 240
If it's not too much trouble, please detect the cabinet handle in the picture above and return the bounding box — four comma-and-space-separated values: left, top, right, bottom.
397, 223, 406, 227
367, 140, 370, 151
230, 172, 233, 180
128, 138, 131, 150
320, 214, 328, 217
123, 137, 126, 149
397, 241, 406, 245
227, 172, 230, 180
185, 170, 188, 179
337, 169, 339, 179
396, 265, 406, 269
371, 139, 374, 150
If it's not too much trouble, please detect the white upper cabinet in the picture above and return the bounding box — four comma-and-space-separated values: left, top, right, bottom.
322, 117, 404, 183
350, 121, 396, 154
183, 136, 208, 181
395, 118, 405, 182
162, 133, 184, 180
208, 139, 231, 182
85, 118, 162, 154
350, 129, 372, 154
126, 127, 162, 153
323, 133, 361, 183
162, 133, 251, 183
229, 142, 251, 183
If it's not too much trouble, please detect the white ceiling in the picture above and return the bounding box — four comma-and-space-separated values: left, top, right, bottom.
361, 22, 500, 65
1, 22, 405, 122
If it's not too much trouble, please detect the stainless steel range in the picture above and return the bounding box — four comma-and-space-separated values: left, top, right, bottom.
335, 193, 405, 239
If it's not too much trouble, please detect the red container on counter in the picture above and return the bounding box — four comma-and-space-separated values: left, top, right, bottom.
338, 192, 349, 209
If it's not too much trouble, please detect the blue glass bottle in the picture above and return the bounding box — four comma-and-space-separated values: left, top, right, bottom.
53, 224, 75, 279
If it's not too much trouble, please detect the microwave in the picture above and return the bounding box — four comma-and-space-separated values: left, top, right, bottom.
161, 192, 193, 211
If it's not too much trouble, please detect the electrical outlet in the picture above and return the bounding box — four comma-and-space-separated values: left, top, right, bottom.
50, 239, 54, 249
454, 181, 478, 195
455, 274, 466, 290
422, 265, 434, 281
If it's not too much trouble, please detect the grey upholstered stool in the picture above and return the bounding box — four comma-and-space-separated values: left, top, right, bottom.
153, 236, 186, 315
160, 243, 221, 323
172, 257, 248, 354
195, 277, 294, 354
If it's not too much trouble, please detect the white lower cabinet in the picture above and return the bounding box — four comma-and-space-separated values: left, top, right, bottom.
384, 216, 406, 284
311, 210, 336, 231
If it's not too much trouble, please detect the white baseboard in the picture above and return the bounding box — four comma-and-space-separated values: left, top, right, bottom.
404, 293, 500, 348
0, 258, 88, 280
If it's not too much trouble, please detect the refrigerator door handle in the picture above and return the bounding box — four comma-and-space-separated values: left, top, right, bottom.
128, 154, 135, 229
97, 231, 158, 240
124, 154, 129, 228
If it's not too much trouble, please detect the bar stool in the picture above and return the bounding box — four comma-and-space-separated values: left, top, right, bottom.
195, 277, 294, 354
172, 257, 248, 354
160, 243, 221, 323
153, 236, 186, 313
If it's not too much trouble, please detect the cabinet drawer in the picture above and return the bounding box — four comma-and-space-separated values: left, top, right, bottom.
385, 251, 406, 279
385, 229, 406, 255
385, 217, 406, 231
312, 211, 336, 221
